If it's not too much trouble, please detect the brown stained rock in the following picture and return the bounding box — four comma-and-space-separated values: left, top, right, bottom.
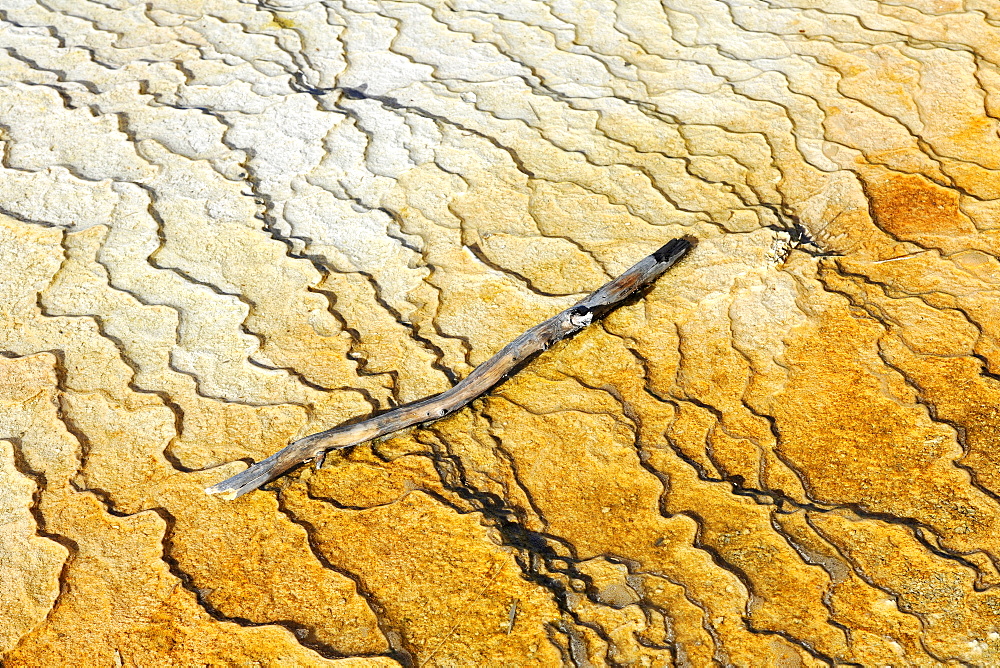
757, 265, 1000, 564
281, 487, 565, 666
568, 559, 677, 666
771, 511, 929, 665
485, 346, 840, 664
809, 512, 1000, 664
861, 169, 972, 239
1, 492, 384, 668
3, 1, 1000, 665
59, 392, 390, 656
306, 449, 450, 509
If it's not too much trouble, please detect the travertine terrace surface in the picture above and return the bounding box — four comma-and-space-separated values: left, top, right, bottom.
2, 1, 1000, 666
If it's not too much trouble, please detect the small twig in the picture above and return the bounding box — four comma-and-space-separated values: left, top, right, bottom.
871, 250, 933, 264
206, 237, 695, 499
506, 598, 519, 634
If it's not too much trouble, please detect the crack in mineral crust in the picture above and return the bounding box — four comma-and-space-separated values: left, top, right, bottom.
3, 0, 1000, 665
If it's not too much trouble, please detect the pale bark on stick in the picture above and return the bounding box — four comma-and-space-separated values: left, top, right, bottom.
205, 237, 694, 499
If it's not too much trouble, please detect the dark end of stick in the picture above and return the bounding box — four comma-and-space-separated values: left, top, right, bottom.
652, 235, 697, 264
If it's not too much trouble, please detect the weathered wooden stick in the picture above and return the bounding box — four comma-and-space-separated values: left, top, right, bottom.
206, 237, 694, 499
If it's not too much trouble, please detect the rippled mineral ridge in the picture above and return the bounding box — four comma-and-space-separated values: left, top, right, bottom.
2, 0, 1000, 666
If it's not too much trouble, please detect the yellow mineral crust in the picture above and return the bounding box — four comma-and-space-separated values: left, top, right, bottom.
2, 0, 1000, 666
